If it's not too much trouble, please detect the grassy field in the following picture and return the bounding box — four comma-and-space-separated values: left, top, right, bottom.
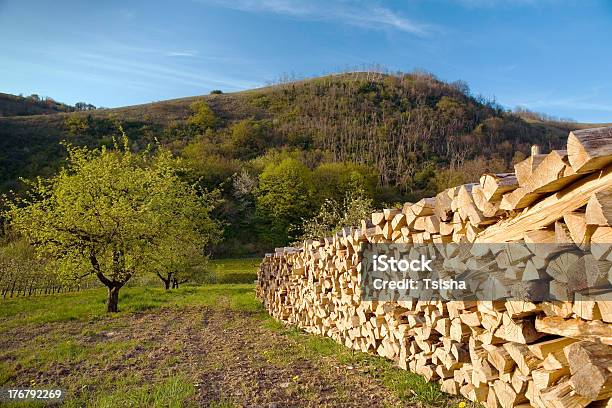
207, 258, 260, 284
0, 259, 464, 407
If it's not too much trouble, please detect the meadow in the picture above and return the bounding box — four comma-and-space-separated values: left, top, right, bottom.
0, 258, 464, 407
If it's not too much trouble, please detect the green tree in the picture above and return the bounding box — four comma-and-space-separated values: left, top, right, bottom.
6, 137, 219, 312
311, 162, 377, 205
226, 119, 271, 159
297, 188, 373, 242
188, 100, 218, 130
64, 113, 91, 136
0, 238, 49, 298
149, 192, 221, 290
256, 158, 313, 246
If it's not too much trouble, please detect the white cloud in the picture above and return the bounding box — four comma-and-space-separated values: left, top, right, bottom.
166, 50, 199, 57
204, 0, 432, 35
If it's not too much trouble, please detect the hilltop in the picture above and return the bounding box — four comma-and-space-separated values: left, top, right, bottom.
0, 92, 77, 117
0, 72, 575, 188
0, 71, 594, 254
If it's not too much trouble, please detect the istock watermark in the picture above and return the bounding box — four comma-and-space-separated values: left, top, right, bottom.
360, 243, 611, 302
370, 254, 466, 291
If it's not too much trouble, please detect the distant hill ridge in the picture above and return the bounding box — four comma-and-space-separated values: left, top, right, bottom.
0, 92, 78, 117
0, 71, 601, 194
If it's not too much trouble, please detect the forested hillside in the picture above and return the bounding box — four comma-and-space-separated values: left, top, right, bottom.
0, 72, 576, 256
0, 92, 80, 117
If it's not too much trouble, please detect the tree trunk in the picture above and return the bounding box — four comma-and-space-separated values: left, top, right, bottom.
156, 272, 172, 290
107, 286, 120, 313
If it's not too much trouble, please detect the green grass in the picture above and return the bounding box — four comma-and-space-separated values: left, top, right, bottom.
0, 271, 462, 407
14, 338, 140, 371
263, 324, 451, 406
0, 284, 259, 331
79, 375, 196, 408
208, 258, 260, 284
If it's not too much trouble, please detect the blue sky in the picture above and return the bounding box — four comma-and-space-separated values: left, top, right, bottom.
1, 0, 611, 122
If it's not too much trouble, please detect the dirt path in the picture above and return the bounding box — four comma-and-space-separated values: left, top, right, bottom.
0, 306, 405, 407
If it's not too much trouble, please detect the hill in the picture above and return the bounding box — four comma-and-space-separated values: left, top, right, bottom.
0, 71, 592, 255
0, 92, 76, 117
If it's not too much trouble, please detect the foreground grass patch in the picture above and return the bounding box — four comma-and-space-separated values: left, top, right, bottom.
266, 322, 453, 407
1, 283, 463, 407
14, 338, 139, 371
83, 375, 196, 408
0, 284, 258, 331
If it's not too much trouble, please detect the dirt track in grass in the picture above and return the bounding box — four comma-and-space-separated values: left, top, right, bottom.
0, 305, 406, 407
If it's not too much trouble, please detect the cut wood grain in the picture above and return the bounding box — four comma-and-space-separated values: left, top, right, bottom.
477, 165, 612, 243
565, 341, 612, 401
587, 191, 612, 226
480, 173, 518, 202
535, 316, 612, 345
567, 127, 612, 173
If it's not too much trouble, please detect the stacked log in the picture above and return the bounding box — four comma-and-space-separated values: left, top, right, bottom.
257, 127, 612, 407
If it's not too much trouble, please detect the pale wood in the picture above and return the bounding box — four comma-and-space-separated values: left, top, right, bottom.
503, 341, 541, 376
480, 173, 518, 202
532, 367, 570, 390
591, 226, 612, 261
565, 340, 612, 400
435, 188, 456, 221
493, 379, 528, 408
527, 337, 577, 360
540, 379, 593, 408
586, 191, 612, 226
458, 184, 494, 226
535, 316, 612, 345
573, 292, 603, 320
411, 197, 435, 216
554, 221, 573, 244
383, 208, 401, 221
515, 153, 547, 186
371, 212, 385, 226
563, 212, 595, 248
477, 165, 612, 243
391, 213, 407, 231
473, 184, 502, 217
567, 127, 612, 173
527, 150, 581, 194
500, 186, 541, 211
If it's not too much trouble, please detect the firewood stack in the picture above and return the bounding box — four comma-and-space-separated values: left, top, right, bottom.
257, 127, 612, 408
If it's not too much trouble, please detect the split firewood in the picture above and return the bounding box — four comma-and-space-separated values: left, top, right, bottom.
480, 173, 519, 202
493, 379, 528, 408
258, 127, 612, 407
586, 191, 612, 226
411, 198, 435, 216
567, 127, 612, 174
535, 316, 612, 345
526, 150, 580, 194
564, 341, 612, 401
591, 226, 612, 261
539, 379, 593, 408
473, 185, 502, 218
515, 146, 546, 186
503, 342, 541, 375
435, 188, 456, 221
478, 165, 612, 242
563, 212, 595, 249
500, 187, 540, 211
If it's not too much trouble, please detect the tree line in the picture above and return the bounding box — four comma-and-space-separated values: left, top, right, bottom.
0, 71, 571, 259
